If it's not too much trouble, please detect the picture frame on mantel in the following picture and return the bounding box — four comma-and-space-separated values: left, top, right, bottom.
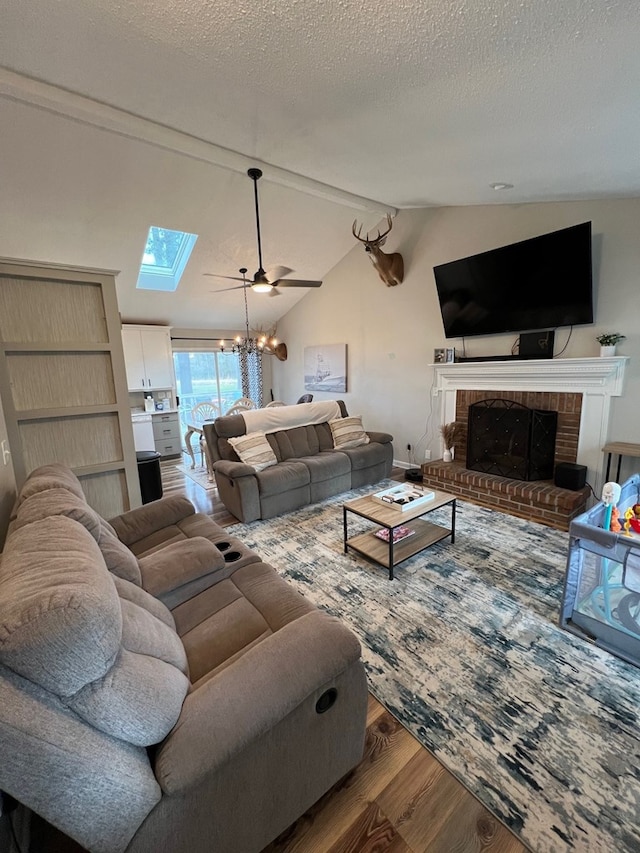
304, 343, 347, 393
434, 347, 455, 364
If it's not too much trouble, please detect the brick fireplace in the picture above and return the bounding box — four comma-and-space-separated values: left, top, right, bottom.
422, 357, 629, 530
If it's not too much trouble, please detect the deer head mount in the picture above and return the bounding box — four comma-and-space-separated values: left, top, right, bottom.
250, 324, 288, 361
352, 213, 404, 287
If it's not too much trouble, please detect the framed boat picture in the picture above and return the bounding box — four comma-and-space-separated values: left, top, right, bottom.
304, 344, 347, 393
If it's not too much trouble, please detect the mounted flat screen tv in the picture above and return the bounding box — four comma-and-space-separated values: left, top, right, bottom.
433, 222, 593, 339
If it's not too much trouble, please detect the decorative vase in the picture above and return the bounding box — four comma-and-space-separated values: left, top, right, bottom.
443, 448, 453, 462
600, 345, 616, 357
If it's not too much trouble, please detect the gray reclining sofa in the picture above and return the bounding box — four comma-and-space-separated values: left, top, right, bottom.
204, 400, 394, 522
0, 464, 368, 853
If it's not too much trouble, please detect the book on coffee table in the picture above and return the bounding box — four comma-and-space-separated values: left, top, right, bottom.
374, 525, 415, 543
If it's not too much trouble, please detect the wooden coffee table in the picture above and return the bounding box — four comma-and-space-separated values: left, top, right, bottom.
343, 488, 456, 580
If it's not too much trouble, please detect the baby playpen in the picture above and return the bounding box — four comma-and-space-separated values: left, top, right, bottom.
561, 474, 640, 667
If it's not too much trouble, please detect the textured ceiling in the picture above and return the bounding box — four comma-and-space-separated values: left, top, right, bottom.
1, 0, 639, 328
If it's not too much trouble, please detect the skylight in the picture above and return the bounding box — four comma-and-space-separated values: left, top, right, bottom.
136, 226, 198, 291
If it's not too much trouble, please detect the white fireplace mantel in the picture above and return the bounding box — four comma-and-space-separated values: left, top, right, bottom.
433, 356, 629, 492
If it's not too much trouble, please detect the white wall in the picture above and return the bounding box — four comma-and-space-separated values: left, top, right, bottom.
272, 199, 639, 480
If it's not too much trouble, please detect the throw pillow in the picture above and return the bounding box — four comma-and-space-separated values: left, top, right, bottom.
329, 416, 370, 449
227, 431, 277, 471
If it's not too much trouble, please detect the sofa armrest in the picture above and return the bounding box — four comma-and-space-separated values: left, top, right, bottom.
212, 459, 257, 478
137, 537, 226, 602
366, 430, 393, 444
109, 496, 196, 547
0, 664, 161, 853
154, 611, 362, 794
212, 462, 261, 522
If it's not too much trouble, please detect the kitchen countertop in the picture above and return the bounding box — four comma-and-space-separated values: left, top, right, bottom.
131, 408, 180, 416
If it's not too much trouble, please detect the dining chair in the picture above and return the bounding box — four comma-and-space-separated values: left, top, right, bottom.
190, 402, 220, 465
225, 398, 257, 415
190, 401, 220, 423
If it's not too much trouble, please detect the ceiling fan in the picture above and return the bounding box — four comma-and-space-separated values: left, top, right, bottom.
205, 167, 323, 297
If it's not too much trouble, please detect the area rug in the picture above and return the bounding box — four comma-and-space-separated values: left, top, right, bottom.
229, 486, 640, 853
174, 462, 215, 490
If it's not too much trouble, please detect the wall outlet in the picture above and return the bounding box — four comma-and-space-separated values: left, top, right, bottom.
424, 449, 432, 461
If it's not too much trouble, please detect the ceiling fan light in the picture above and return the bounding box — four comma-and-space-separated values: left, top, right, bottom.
251, 282, 273, 293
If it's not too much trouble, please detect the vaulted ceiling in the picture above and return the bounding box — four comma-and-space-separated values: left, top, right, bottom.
2, 1, 639, 329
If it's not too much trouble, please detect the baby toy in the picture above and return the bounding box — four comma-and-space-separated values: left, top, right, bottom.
610, 506, 622, 533
602, 481, 622, 531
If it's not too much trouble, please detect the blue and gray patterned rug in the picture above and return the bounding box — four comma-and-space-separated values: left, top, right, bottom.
229, 485, 640, 853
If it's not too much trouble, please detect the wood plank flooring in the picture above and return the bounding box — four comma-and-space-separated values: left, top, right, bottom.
163, 459, 529, 853
160, 456, 236, 524
262, 694, 527, 853
28, 460, 529, 853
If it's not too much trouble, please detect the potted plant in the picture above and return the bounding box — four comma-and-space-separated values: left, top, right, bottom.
596, 332, 625, 356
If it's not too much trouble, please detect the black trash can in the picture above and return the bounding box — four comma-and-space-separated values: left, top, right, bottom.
136, 450, 163, 504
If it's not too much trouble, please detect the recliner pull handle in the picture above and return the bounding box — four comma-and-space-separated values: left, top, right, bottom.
316, 688, 338, 714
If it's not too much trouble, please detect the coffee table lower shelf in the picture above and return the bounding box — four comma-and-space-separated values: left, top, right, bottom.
344, 518, 453, 580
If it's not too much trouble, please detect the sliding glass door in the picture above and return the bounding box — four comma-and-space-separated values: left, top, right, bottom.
172, 347, 263, 441
172, 350, 242, 436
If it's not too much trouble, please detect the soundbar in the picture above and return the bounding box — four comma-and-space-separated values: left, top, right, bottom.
455, 355, 527, 363
454, 331, 555, 364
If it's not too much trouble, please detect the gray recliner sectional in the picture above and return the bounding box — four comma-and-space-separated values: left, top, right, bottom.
0, 464, 368, 853
204, 400, 394, 522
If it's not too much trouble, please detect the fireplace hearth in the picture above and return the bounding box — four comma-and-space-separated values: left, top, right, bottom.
466, 398, 558, 481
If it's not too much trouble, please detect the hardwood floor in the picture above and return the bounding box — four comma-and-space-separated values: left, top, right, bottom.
160, 456, 237, 524
163, 458, 529, 853
28, 461, 528, 853
263, 696, 527, 853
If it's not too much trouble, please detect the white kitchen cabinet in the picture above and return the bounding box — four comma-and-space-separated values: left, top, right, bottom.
122, 325, 174, 390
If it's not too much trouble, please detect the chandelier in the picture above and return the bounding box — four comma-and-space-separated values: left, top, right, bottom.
219, 268, 281, 357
